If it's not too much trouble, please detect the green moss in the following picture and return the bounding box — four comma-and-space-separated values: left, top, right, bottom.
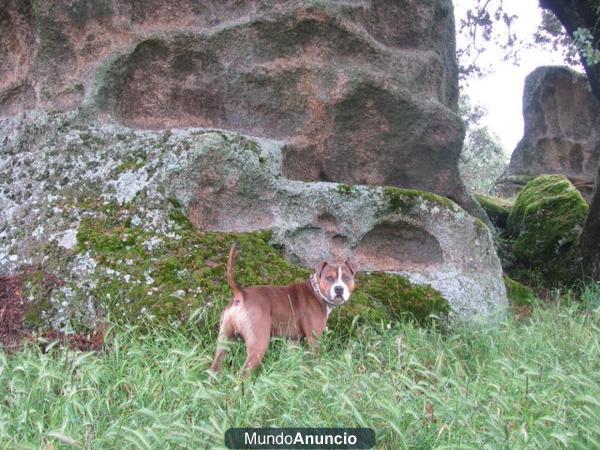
22, 271, 56, 329
67, 197, 451, 334
328, 272, 449, 336
504, 175, 537, 186
474, 218, 487, 231
336, 184, 355, 195
79, 132, 106, 146
506, 175, 588, 287
32, 241, 73, 277
75, 200, 309, 329
117, 161, 145, 173
475, 194, 513, 229
503, 276, 537, 306
115, 147, 147, 173
383, 186, 457, 213
383, 187, 408, 212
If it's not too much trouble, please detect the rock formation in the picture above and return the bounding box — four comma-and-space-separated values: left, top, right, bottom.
1, 0, 478, 212
0, 114, 507, 323
0, 1, 506, 326
494, 66, 600, 201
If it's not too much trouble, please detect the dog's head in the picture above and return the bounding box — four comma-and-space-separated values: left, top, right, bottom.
314, 260, 357, 305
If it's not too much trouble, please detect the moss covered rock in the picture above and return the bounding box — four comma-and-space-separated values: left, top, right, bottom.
475, 194, 513, 230
503, 276, 537, 306
506, 175, 588, 285
0, 112, 505, 329
329, 272, 449, 336
73, 196, 450, 334
74, 200, 311, 329
21, 271, 62, 329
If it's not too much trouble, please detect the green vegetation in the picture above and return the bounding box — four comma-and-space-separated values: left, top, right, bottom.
475, 194, 513, 229
506, 175, 588, 287
579, 281, 600, 312
383, 187, 457, 213
22, 271, 56, 328
331, 273, 449, 336
70, 198, 448, 335
74, 200, 308, 330
503, 276, 538, 306
458, 94, 508, 194
1, 301, 598, 448
503, 175, 537, 186
336, 183, 355, 195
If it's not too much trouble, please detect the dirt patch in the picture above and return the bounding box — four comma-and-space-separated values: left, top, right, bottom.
0, 272, 29, 348
0, 269, 104, 352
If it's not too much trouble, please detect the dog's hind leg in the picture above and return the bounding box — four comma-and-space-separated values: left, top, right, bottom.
211, 312, 235, 373
240, 326, 270, 378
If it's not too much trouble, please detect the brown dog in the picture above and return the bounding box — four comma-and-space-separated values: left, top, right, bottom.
211, 244, 356, 376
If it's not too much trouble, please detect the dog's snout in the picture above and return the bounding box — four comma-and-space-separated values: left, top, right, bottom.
334, 286, 344, 296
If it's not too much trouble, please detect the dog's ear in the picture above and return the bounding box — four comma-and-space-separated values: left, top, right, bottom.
314, 261, 327, 277
344, 259, 357, 275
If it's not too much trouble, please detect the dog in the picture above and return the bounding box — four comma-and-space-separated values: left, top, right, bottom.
211, 244, 356, 377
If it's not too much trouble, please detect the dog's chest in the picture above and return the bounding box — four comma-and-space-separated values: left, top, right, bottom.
269, 291, 326, 338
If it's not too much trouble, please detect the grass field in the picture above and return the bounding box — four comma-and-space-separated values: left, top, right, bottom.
1, 297, 599, 449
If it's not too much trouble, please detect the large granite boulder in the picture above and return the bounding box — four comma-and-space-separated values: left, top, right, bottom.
494, 66, 600, 201
0, 0, 480, 214
1, 1, 503, 329
0, 113, 507, 325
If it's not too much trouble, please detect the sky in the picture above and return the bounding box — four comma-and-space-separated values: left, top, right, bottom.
453, 0, 580, 155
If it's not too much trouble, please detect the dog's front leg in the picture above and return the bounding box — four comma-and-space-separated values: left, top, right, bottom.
305, 329, 322, 353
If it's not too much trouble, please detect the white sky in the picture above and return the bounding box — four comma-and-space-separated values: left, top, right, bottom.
453, 0, 579, 155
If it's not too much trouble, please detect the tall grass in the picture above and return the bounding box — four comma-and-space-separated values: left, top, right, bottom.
0, 302, 598, 449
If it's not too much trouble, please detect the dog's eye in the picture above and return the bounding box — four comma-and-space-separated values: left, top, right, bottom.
326, 276, 335, 282
342, 275, 350, 283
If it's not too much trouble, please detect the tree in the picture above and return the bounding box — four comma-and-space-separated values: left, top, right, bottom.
456, 0, 520, 79
539, 1, 600, 100
458, 95, 508, 194
532, 9, 580, 65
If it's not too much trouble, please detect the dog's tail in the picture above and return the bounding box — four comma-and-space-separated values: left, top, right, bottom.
227, 243, 243, 298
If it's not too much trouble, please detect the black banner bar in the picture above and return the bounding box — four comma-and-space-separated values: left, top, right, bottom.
224, 428, 375, 449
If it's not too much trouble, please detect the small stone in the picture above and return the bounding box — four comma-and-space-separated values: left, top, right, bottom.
56, 228, 78, 249
172, 289, 185, 299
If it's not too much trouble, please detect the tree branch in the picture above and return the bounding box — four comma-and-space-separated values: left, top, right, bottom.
539, 0, 600, 101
